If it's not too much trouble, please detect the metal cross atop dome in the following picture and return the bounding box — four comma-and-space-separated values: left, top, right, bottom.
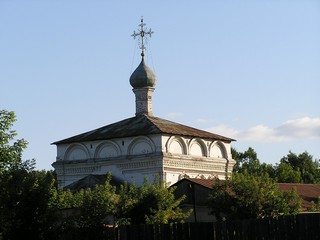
131, 17, 154, 58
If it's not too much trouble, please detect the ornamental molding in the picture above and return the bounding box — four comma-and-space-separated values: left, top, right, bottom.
177, 172, 219, 180
118, 159, 162, 170
163, 158, 226, 172
163, 152, 227, 163
55, 165, 101, 175
122, 167, 162, 175
56, 157, 162, 174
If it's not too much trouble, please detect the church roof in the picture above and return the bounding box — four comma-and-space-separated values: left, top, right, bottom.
52, 114, 235, 145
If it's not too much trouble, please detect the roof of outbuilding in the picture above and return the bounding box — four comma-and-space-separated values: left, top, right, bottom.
174, 178, 320, 211
176, 178, 219, 189
64, 174, 123, 193
52, 114, 235, 145
278, 183, 320, 210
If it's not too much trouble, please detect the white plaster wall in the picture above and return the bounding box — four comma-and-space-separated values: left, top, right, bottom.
54, 135, 164, 187
163, 156, 228, 185
162, 135, 232, 160
54, 134, 234, 188
189, 142, 204, 156
169, 140, 184, 154
165, 171, 182, 185
161, 135, 234, 185
224, 142, 233, 159
95, 142, 120, 158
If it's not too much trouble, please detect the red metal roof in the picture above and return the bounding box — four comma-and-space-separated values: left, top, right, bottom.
278, 183, 320, 210
185, 178, 219, 189
180, 178, 320, 211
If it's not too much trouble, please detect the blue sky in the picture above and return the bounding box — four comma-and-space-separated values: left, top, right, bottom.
1, 1, 319, 170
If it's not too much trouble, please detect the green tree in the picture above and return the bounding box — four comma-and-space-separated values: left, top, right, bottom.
275, 162, 301, 183
143, 180, 191, 224
232, 147, 275, 177
55, 174, 119, 228
0, 110, 59, 239
308, 196, 320, 212
112, 177, 190, 225
55, 176, 191, 226
207, 172, 301, 221
78, 178, 119, 227
0, 110, 28, 171
280, 151, 320, 183
0, 168, 57, 239
114, 181, 141, 225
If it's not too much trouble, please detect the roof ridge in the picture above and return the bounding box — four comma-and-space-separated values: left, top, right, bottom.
146, 115, 235, 141
144, 114, 168, 132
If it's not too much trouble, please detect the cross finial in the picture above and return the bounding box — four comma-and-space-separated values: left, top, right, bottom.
131, 17, 154, 59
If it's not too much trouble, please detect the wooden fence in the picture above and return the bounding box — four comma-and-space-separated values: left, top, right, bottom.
56, 213, 320, 240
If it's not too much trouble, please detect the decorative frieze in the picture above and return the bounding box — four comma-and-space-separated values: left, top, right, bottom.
55, 165, 101, 175
118, 159, 162, 170
164, 158, 226, 171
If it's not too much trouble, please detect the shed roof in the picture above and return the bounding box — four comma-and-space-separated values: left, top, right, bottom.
64, 174, 123, 193
53, 114, 235, 145
174, 178, 320, 211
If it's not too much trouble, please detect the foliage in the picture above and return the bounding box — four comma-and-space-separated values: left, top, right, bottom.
275, 162, 301, 183
0, 110, 59, 239
0, 110, 28, 171
55, 175, 190, 227
232, 147, 320, 184
53, 174, 119, 228
207, 172, 301, 221
0, 168, 57, 239
114, 181, 142, 225
75, 176, 119, 227
308, 196, 320, 212
232, 147, 275, 177
280, 151, 320, 183
1, 110, 317, 237
0, 110, 189, 237
142, 179, 191, 224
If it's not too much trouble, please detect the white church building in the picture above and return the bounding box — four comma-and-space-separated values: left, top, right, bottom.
52, 19, 236, 188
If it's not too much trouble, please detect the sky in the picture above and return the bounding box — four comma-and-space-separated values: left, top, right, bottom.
1, 1, 319, 170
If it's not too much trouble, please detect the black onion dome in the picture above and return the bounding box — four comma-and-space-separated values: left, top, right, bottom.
130, 59, 156, 88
